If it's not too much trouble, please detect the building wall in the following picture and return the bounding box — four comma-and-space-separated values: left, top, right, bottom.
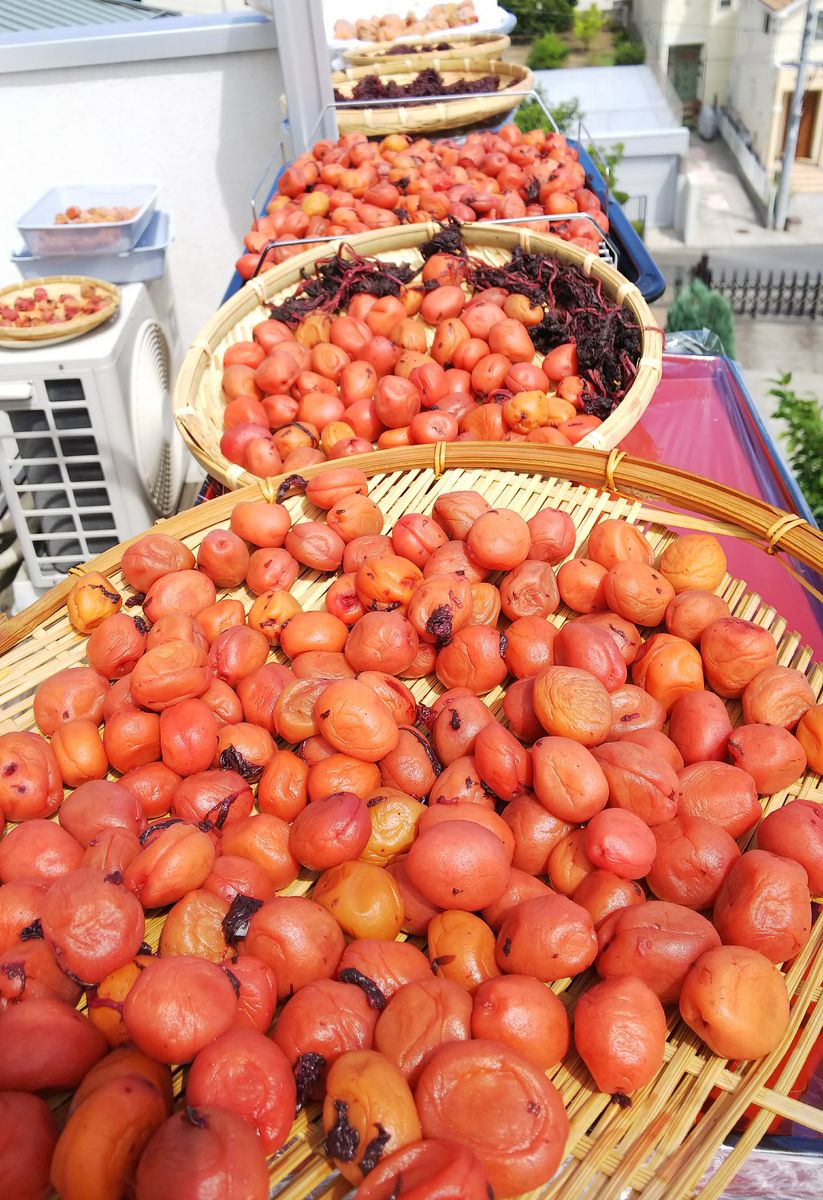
633, 0, 738, 105
0, 46, 284, 350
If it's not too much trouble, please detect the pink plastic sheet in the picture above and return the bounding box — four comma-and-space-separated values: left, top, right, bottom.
621, 355, 822, 655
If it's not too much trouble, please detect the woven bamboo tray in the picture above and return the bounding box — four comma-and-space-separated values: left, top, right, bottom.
342, 31, 511, 67
0, 444, 821, 1199
173, 222, 663, 492
0, 275, 119, 347
332, 58, 533, 133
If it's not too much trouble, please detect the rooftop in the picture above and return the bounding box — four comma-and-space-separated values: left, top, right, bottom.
0, 0, 176, 32
534, 65, 683, 137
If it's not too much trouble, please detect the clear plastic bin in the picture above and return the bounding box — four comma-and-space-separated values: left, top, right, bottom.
16, 183, 160, 256
11, 211, 173, 285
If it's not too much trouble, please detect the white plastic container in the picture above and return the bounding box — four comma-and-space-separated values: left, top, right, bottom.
11, 211, 173, 286
16, 183, 160, 256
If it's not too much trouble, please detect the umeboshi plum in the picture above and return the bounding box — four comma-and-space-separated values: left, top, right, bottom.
532, 666, 613, 746
0, 998, 107, 1091
0, 879, 46, 954
159, 697, 219, 777
679, 945, 789, 1060
587, 520, 653, 570
584, 809, 656, 879
496, 893, 597, 981
197, 529, 250, 588
677, 761, 761, 838
313, 860, 404, 941
59, 778, 145, 846
572, 870, 645, 929
527, 507, 576, 563
470, 974, 568, 1073
498, 559, 559, 621
426, 910, 498, 995
432, 491, 490, 540
226, 956, 278, 1034
159, 889, 230, 961
631, 633, 705, 712
554, 622, 627, 692
134, 1107, 269, 1200
374, 975, 472, 1086
0, 1091, 58, 1200
607, 684, 666, 739
0, 819, 83, 886
273, 979, 379, 1101
726, 723, 807, 794
322, 1050, 421, 1187
756, 800, 823, 894
431, 695, 495, 764
67, 571, 122, 634
379, 727, 440, 800
316, 679, 399, 762
187, 1027, 296, 1152
796, 704, 823, 772
646, 814, 740, 909
345, 611, 419, 675
665, 588, 730, 644
86, 613, 146, 680
33, 666, 109, 736
230, 499, 291, 546
712, 849, 811, 962
289, 791, 371, 870
337, 938, 432, 1005
142, 570, 215, 623
123, 821, 217, 908
596, 901, 721, 1003
353, 1138, 492, 1200
405, 820, 509, 912
41, 867, 145, 985
574, 976, 666, 1096
531, 736, 608, 823
122, 533, 195, 591
123, 955, 237, 1063
603, 561, 674, 626
0, 731, 62, 822
658, 533, 727, 593
742, 665, 816, 730
466, 508, 530, 571
668, 690, 732, 765
591, 740, 680, 826
556, 557, 607, 613
700, 618, 777, 698
503, 615, 557, 679
414, 1040, 568, 1197
244, 895, 345, 1000
129, 641, 211, 712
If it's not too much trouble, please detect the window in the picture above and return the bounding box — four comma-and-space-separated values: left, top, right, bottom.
764, 14, 771, 34
719, 0, 731, 8
816, 13, 823, 39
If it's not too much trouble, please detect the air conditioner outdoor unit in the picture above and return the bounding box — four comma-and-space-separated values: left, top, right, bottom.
0, 282, 186, 593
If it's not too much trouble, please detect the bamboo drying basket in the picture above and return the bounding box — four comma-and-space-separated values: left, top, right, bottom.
1, 444, 821, 1200
174, 222, 663, 492
332, 58, 533, 133
342, 31, 511, 67
0, 275, 119, 347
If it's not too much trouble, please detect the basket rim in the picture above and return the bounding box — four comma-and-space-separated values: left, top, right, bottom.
3, 443, 820, 653
172, 220, 663, 490
332, 55, 527, 83
342, 31, 511, 66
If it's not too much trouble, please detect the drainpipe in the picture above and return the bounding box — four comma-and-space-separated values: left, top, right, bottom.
772, 0, 817, 230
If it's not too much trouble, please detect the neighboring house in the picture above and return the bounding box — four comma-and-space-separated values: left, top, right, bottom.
630, 0, 738, 118
728, 0, 823, 176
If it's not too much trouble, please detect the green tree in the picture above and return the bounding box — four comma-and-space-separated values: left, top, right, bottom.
505, 0, 578, 36
614, 39, 646, 65
767, 373, 823, 522
527, 32, 570, 69
666, 279, 736, 357
574, 7, 603, 50
514, 89, 582, 134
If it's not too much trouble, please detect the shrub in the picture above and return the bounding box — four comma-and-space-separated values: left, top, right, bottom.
666, 280, 736, 357
574, 8, 603, 50
507, 0, 578, 36
614, 40, 646, 65
767, 373, 823, 522
528, 32, 570, 69
515, 90, 582, 134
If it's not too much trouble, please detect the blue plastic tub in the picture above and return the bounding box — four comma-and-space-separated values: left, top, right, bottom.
11, 211, 173, 285
16, 183, 160, 257
572, 141, 665, 303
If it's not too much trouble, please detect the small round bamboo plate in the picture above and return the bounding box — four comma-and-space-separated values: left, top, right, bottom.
173, 222, 663, 491
0, 276, 120, 348
332, 58, 533, 134
342, 31, 511, 67
0, 444, 821, 1200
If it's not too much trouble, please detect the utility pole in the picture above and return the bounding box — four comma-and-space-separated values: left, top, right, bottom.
773, 0, 817, 230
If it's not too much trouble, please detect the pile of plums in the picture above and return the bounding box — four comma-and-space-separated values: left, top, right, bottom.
0, 468, 820, 1200
236, 125, 608, 282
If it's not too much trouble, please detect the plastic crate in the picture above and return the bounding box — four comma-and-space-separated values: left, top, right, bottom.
12, 211, 173, 286
16, 183, 159, 257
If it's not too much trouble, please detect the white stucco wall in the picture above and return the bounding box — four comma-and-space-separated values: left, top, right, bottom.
633, 0, 737, 105
0, 38, 283, 352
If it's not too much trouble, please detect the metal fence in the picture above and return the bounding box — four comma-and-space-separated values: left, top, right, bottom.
672, 265, 823, 320
621, 194, 648, 233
